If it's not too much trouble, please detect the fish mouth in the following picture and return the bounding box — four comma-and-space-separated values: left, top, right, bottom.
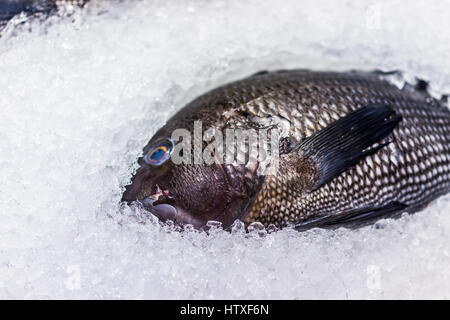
133, 183, 181, 223
133, 189, 208, 229
121, 163, 248, 230
138, 197, 179, 222
129, 186, 242, 230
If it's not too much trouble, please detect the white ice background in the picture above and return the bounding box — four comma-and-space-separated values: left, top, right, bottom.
0, 0, 450, 299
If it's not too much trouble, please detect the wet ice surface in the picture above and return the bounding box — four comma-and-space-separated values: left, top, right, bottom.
1, 0, 450, 299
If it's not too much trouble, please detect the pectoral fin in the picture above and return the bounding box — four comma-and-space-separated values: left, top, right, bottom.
294, 104, 402, 191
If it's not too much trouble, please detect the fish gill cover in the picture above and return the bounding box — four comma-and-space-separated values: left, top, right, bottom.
0, 0, 449, 299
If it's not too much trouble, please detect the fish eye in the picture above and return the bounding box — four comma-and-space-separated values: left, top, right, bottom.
144, 138, 174, 166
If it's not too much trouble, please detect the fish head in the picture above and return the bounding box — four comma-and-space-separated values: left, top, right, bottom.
121, 129, 250, 230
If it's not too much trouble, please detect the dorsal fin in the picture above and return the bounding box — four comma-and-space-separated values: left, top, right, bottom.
415, 78, 429, 92
250, 70, 269, 77
401, 77, 434, 100
250, 69, 296, 78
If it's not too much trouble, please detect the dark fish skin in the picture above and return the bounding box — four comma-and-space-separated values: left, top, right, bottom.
122, 70, 450, 230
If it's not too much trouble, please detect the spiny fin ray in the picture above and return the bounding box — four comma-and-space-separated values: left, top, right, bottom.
295, 103, 402, 191
295, 201, 408, 230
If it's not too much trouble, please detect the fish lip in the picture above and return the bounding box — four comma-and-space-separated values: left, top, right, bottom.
137, 197, 179, 222
137, 197, 207, 229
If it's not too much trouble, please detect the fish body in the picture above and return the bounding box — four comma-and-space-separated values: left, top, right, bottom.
122, 70, 450, 230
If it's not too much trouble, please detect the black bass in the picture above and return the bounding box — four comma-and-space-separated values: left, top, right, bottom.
122, 70, 450, 231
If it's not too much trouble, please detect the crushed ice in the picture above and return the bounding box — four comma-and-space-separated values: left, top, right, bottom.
0, 0, 449, 299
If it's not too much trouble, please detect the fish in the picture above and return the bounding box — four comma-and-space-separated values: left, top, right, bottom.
121, 69, 450, 231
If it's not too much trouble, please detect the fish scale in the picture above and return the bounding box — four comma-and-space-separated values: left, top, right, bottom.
122, 70, 450, 230
229, 71, 450, 227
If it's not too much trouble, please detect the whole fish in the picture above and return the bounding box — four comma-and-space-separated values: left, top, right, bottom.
122, 70, 450, 231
